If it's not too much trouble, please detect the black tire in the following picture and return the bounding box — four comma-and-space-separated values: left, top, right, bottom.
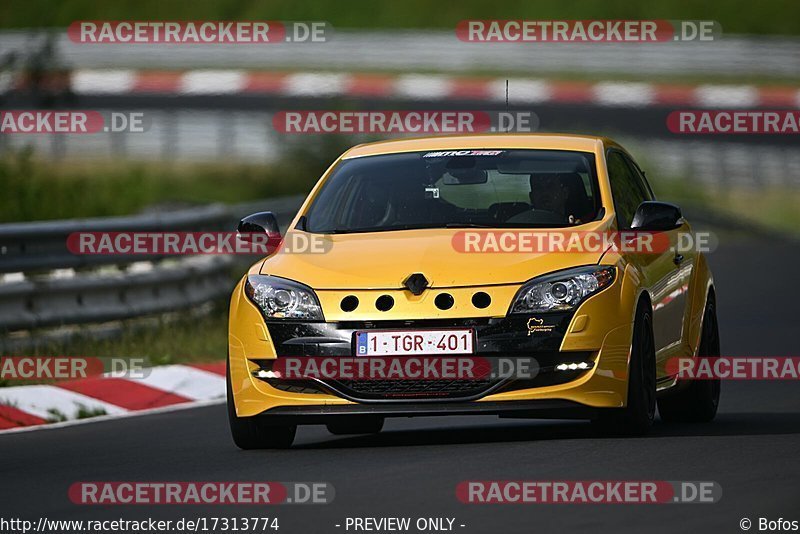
658, 297, 721, 423
326, 417, 384, 435
226, 359, 296, 449
593, 301, 656, 436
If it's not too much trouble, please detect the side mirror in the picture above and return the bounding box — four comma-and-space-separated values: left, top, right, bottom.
237, 212, 282, 249
630, 201, 683, 231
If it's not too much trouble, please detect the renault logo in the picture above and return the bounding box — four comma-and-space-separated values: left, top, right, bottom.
403, 273, 429, 296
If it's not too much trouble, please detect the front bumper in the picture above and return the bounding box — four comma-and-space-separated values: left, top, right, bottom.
228, 272, 637, 418
244, 399, 600, 424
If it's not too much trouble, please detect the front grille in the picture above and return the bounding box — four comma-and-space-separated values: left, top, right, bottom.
266, 380, 326, 395
331, 377, 501, 400
251, 351, 595, 402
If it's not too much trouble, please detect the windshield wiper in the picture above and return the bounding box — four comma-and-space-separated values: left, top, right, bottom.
444, 223, 494, 228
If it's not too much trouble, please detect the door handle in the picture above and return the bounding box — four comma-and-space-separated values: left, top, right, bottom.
673, 253, 684, 265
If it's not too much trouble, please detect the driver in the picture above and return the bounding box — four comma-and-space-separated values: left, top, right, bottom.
530, 173, 573, 223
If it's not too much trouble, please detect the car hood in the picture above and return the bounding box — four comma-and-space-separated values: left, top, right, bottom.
260, 222, 611, 289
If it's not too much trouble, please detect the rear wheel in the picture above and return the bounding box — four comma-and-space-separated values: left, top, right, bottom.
658, 297, 721, 423
227, 359, 296, 449
593, 301, 656, 436
326, 416, 384, 435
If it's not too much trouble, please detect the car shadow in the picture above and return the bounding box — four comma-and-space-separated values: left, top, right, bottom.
292, 411, 800, 449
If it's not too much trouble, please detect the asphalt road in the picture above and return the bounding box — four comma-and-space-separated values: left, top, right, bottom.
1, 233, 799, 533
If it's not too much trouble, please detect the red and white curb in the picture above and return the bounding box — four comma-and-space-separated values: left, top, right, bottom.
55, 69, 800, 108
0, 362, 225, 433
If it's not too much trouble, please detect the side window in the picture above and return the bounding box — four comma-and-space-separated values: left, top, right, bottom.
622, 154, 654, 202
606, 151, 647, 229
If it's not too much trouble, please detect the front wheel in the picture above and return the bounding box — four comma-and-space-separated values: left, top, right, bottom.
593, 302, 656, 436
658, 297, 721, 423
227, 359, 296, 449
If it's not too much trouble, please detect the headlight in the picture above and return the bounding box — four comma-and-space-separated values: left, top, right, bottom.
244, 275, 324, 320
509, 266, 616, 314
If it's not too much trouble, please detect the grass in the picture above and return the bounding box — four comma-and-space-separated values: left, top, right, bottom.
4, 142, 798, 234
654, 178, 800, 236
1, 305, 231, 387
1, 0, 798, 35
25, 304, 231, 366
76, 405, 107, 418
0, 137, 351, 222
46, 408, 68, 423
45, 405, 106, 422
633, 151, 800, 237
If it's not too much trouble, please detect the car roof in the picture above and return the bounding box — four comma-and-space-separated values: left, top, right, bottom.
341, 133, 617, 159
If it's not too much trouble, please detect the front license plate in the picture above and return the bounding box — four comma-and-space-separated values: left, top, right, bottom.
354, 329, 474, 356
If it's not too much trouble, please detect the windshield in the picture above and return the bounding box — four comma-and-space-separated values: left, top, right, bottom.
304, 149, 601, 234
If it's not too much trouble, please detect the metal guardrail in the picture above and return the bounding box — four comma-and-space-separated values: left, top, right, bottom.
0, 195, 305, 348
0, 203, 231, 274
0, 195, 305, 274
0, 257, 232, 332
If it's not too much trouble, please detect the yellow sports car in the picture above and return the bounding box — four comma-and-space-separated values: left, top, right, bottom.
227, 134, 719, 448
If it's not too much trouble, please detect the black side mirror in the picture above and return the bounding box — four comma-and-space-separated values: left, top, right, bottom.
630, 201, 683, 231
237, 212, 281, 247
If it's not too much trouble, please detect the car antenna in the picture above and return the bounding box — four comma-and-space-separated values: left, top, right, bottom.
505, 79, 509, 132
